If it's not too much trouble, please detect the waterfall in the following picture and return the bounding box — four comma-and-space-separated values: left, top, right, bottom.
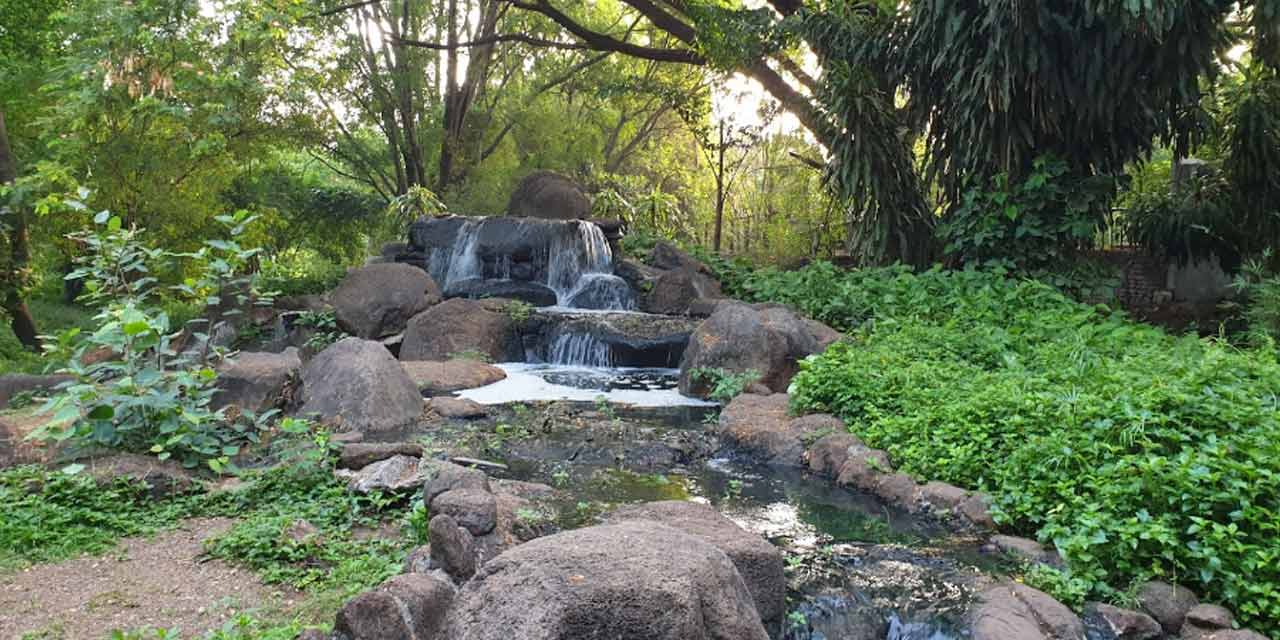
547, 331, 612, 367
442, 220, 482, 291
547, 221, 635, 310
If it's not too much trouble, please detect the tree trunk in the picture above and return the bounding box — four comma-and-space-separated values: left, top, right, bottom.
713, 121, 726, 253
0, 110, 40, 351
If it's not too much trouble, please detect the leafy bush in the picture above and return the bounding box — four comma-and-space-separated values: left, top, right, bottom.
786, 268, 1280, 632
690, 367, 760, 402
1124, 173, 1241, 269
1233, 252, 1280, 348
256, 249, 348, 298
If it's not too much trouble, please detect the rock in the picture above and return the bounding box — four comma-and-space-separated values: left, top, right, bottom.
1200, 632, 1269, 640
432, 488, 498, 536
615, 258, 662, 292
918, 481, 969, 512
679, 302, 841, 397
429, 397, 488, 419
988, 535, 1057, 566
1185, 604, 1234, 630
299, 338, 424, 434
807, 433, 864, 478
718, 393, 825, 466
402, 545, 433, 574
649, 241, 714, 276
442, 521, 770, 640
400, 298, 519, 362
82, 453, 198, 499
429, 513, 478, 581
506, 170, 591, 220
1137, 581, 1199, 634
329, 263, 441, 339
0, 374, 74, 408
607, 500, 785, 627
295, 630, 328, 640
525, 309, 698, 368
338, 442, 423, 470
446, 278, 558, 307
641, 268, 722, 315
565, 274, 636, 310
872, 472, 920, 509
335, 573, 454, 640
213, 348, 301, 414
284, 519, 322, 545
1084, 603, 1162, 640
958, 492, 998, 529
275, 294, 330, 313
340, 454, 424, 494
401, 359, 506, 396
424, 462, 491, 504
834, 448, 894, 490
972, 582, 1086, 640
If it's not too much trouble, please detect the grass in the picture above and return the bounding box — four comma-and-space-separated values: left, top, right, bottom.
0, 297, 95, 374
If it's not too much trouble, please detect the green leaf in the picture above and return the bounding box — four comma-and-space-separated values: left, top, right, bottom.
61, 463, 86, 475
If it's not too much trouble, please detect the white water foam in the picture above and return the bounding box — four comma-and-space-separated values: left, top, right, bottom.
457, 363, 716, 407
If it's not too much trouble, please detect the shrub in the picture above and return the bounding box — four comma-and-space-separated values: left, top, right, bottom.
256, 249, 348, 298
787, 268, 1280, 632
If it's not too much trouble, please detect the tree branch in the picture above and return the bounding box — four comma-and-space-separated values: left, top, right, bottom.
504, 0, 704, 64
395, 33, 588, 51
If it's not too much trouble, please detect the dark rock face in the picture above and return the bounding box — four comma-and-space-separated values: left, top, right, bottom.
213, 348, 300, 414
432, 488, 498, 536
0, 374, 74, 408
442, 521, 770, 640
429, 513, 478, 581
299, 338, 424, 434
330, 263, 441, 339
972, 583, 1086, 640
679, 302, 842, 397
565, 274, 635, 310
1083, 603, 1163, 640
401, 360, 506, 395
506, 171, 592, 220
400, 298, 520, 362
339, 442, 423, 470
523, 309, 699, 368
1136, 581, 1199, 634
649, 241, 713, 276
424, 462, 492, 504
606, 501, 785, 628
334, 573, 454, 640
446, 278, 558, 307
641, 268, 723, 315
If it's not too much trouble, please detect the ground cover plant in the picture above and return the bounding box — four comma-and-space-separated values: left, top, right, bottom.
765, 263, 1280, 633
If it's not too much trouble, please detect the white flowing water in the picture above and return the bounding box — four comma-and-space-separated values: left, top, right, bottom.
547, 332, 612, 367
457, 363, 715, 407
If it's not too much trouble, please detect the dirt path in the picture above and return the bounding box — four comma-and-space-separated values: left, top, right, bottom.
0, 518, 301, 640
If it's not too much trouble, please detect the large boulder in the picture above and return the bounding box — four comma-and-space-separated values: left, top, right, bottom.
442, 521, 770, 640
330, 263, 442, 339
212, 348, 300, 414
506, 171, 591, 220
641, 268, 723, 316
1136, 580, 1199, 634
1082, 603, 1162, 640
401, 359, 506, 395
717, 393, 838, 466
679, 302, 841, 397
446, 278, 558, 307
607, 501, 785, 627
648, 241, 714, 276
400, 298, 519, 362
298, 338, 424, 433
972, 583, 1086, 640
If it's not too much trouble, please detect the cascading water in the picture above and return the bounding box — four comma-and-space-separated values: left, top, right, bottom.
546, 331, 612, 367
547, 221, 634, 310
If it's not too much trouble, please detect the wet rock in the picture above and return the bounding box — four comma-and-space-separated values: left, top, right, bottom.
339, 454, 424, 494
872, 472, 920, 510
958, 492, 998, 529
1137, 581, 1199, 634
649, 241, 714, 276
506, 170, 591, 220
1084, 603, 1162, 640
0, 374, 74, 408
213, 348, 301, 414
429, 397, 488, 419
424, 462, 491, 504
299, 337, 424, 434
834, 448, 894, 491
400, 298, 519, 363
972, 582, 1086, 640
429, 513, 478, 581
641, 268, 722, 315
335, 573, 454, 640
442, 521, 770, 640
1198, 631, 1269, 640
718, 393, 827, 466
1185, 604, 1235, 630
338, 442, 423, 470
447, 278, 558, 307
432, 488, 498, 536
807, 433, 864, 478
565, 274, 636, 310
330, 263, 442, 339
918, 480, 969, 512
607, 500, 786, 626
401, 359, 507, 395
679, 302, 841, 397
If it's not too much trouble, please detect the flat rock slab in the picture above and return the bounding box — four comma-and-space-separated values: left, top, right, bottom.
402, 360, 507, 395
430, 397, 488, 419
972, 582, 1086, 640
0, 518, 300, 639
718, 393, 835, 466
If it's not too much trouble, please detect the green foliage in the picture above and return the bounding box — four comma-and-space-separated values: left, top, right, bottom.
1233, 251, 1280, 347
504, 300, 534, 324
786, 269, 1280, 633
448, 348, 493, 364
294, 310, 344, 352
111, 615, 304, 640
256, 250, 349, 298
938, 156, 1114, 270
690, 367, 760, 403
1124, 173, 1241, 268
33, 212, 268, 470
1023, 565, 1093, 610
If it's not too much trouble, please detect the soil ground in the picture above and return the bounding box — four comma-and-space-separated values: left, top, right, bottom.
0, 518, 301, 640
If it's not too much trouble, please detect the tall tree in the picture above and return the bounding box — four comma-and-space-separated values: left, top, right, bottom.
0, 111, 39, 350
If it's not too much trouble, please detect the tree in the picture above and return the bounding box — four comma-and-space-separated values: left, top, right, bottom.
0, 111, 39, 350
